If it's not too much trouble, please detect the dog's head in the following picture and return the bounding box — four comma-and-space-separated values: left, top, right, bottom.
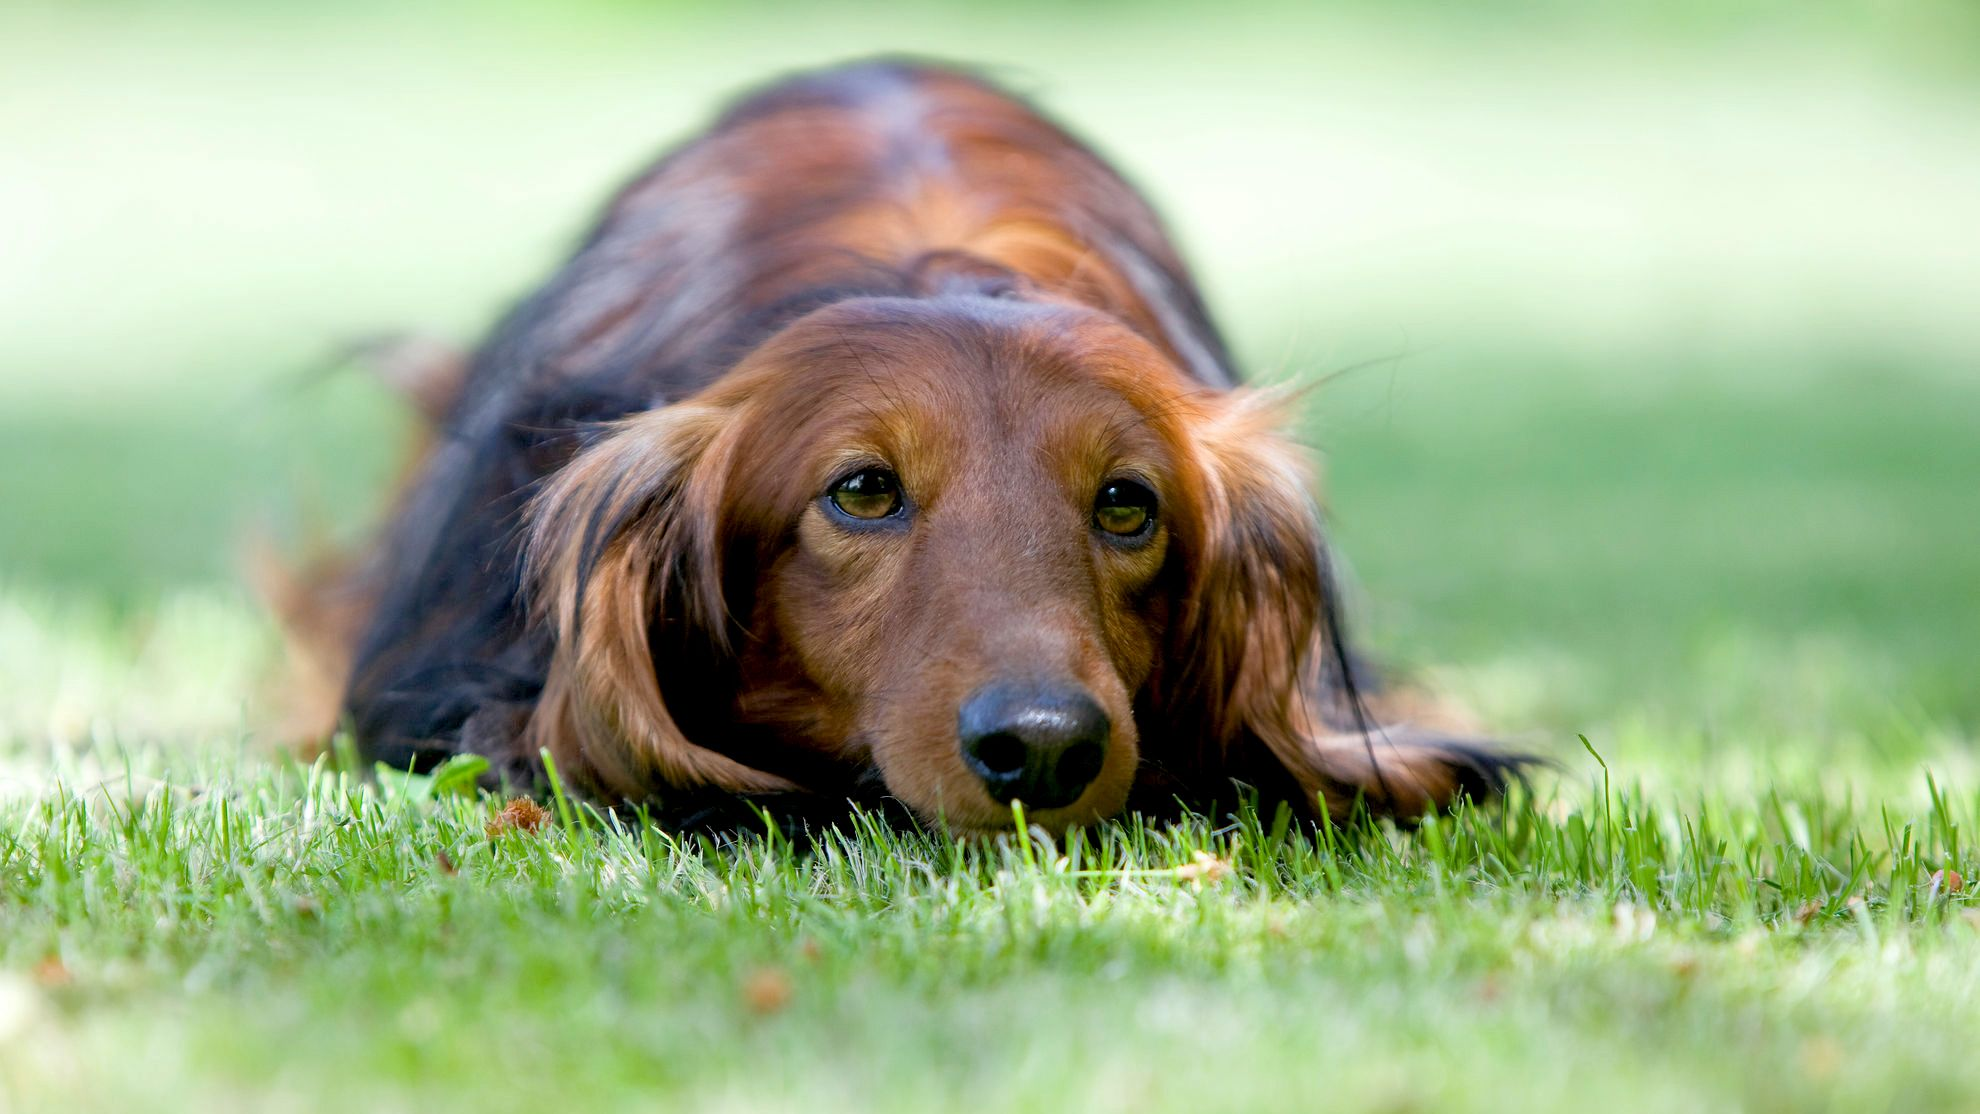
525, 295, 1351, 832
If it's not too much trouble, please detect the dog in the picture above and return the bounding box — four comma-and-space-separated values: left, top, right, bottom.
284, 60, 1518, 834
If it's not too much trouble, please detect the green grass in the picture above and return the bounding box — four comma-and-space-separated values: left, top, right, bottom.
6, 748, 1980, 1112
5, 2, 1980, 1110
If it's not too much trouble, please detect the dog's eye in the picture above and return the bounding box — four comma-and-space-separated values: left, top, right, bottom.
1093, 479, 1157, 538
828, 467, 904, 520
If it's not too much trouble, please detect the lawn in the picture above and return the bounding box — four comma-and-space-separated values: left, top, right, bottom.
4, 4, 1980, 1111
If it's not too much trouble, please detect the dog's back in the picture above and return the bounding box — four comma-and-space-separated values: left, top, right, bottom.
469, 61, 1232, 412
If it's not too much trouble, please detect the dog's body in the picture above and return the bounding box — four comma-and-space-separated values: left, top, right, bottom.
320, 61, 1514, 832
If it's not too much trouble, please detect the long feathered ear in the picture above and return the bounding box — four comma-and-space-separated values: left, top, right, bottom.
522, 402, 798, 803
1165, 390, 1518, 821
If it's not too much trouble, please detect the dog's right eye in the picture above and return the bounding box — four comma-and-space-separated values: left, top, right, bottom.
828, 468, 904, 520
1093, 478, 1157, 539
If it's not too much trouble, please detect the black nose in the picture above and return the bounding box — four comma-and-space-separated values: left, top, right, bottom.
958, 682, 1111, 810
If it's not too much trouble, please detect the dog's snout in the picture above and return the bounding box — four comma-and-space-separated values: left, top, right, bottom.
958, 682, 1110, 810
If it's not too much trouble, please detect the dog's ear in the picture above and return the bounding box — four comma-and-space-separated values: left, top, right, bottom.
1160, 390, 1513, 820
1160, 389, 1323, 763
523, 401, 798, 802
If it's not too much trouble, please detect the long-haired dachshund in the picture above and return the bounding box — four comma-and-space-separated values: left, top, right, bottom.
293, 60, 1518, 833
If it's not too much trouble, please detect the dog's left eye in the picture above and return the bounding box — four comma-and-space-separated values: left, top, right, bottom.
828, 467, 904, 520
1093, 479, 1157, 538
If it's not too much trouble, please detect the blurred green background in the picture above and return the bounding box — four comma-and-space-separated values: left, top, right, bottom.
2, 0, 1977, 769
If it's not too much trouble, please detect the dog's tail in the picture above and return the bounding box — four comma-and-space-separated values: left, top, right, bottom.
246, 535, 379, 752
248, 334, 468, 751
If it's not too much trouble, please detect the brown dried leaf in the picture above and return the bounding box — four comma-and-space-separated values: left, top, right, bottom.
486, 797, 551, 837
31, 956, 71, 989
1928, 869, 1964, 899
742, 967, 794, 1016
1173, 850, 1231, 885
435, 849, 459, 876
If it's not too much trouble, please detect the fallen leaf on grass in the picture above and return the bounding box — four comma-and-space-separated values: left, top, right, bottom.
1173, 850, 1231, 886
742, 967, 793, 1015
31, 956, 71, 989
1927, 869, 1964, 900
486, 797, 551, 837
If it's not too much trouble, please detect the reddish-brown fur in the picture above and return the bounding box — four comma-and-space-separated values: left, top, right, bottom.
308, 61, 1516, 834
